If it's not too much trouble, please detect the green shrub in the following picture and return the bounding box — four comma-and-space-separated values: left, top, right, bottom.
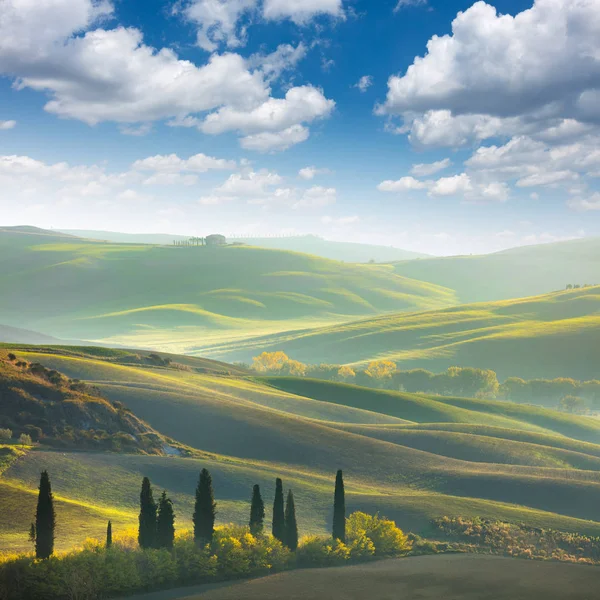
0, 428, 12, 441
296, 536, 350, 567
172, 534, 218, 584
434, 517, 600, 564
346, 512, 412, 556
17, 434, 32, 446
211, 525, 290, 577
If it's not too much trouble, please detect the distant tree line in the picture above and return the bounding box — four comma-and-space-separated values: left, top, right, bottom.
250, 352, 600, 412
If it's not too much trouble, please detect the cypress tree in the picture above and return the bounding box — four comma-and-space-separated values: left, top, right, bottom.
193, 469, 216, 544
284, 489, 298, 551
29, 523, 36, 547
157, 491, 176, 549
35, 470, 55, 559
272, 478, 285, 543
138, 477, 157, 549
332, 469, 346, 543
106, 521, 112, 549
249, 484, 265, 536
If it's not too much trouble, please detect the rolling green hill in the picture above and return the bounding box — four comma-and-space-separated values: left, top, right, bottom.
392, 237, 600, 304
0, 227, 454, 351
214, 286, 600, 380
4, 345, 600, 553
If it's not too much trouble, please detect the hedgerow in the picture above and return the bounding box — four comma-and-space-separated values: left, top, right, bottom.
0, 514, 411, 600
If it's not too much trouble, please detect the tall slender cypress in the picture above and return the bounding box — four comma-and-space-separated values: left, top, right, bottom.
272, 478, 285, 543
332, 469, 346, 543
249, 484, 265, 536
157, 491, 175, 549
193, 469, 216, 544
284, 489, 298, 551
35, 470, 55, 559
29, 523, 36, 547
106, 521, 112, 549
138, 477, 157, 549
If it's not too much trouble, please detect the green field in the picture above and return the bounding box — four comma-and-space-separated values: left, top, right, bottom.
392, 237, 600, 304
0, 227, 455, 353
210, 286, 600, 380
4, 346, 600, 553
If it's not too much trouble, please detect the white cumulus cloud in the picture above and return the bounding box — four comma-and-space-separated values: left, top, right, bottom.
378, 0, 600, 148
354, 75, 373, 93
567, 192, 600, 211
182, 0, 257, 51
240, 125, 310, 152
0, 0, 333, 152
298, 166, 331, 180
378, 171, 509, 202
293, 185, 337, 209
377, 176, 428, 193
132, 153, 237, 173
410, 158, 451, 177
263, 0, 344, 24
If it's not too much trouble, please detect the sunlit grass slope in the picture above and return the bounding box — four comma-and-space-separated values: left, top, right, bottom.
6, 449, 600, 553
392, 237, 600, 303
221, 286, 600, 380
260, 378, 600, 443
5, 346, 600, 547
0, 227, 455, 349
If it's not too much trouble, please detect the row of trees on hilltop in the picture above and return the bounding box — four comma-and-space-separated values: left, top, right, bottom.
251, 352, 501, 398
29, 468, 348, 559
250, 352, 600, 411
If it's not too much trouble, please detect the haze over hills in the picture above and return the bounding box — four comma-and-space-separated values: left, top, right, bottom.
393, 237, 600, 304
0, 227, 454, 349
204, 286, 600, 380
4, 344, 600, 555
0, 324, 61, 345
59, 230, 430, 263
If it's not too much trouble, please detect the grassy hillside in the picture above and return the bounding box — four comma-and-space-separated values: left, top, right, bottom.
0, 227, 454, 351
393, 237, 600, 303
219, 286, 600, 380
5, 345, 600, 554
0, 351, 169, 454
259, 378, 600, 443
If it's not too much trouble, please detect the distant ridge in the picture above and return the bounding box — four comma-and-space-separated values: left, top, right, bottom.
393, 236, 600, 303
59, 230, 430, 263
0, 227, 454, 345
0, 225, 78, 238
0, 324, 61, 345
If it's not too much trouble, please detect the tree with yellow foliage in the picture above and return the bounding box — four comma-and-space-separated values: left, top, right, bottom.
252, 352, 308, 377
285, 360, 308, 377
252, 352, 290, 373
365, 360, 396, 382
337, 366, 356, 381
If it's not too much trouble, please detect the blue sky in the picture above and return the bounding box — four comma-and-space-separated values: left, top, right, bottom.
1, 0, 599, 255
